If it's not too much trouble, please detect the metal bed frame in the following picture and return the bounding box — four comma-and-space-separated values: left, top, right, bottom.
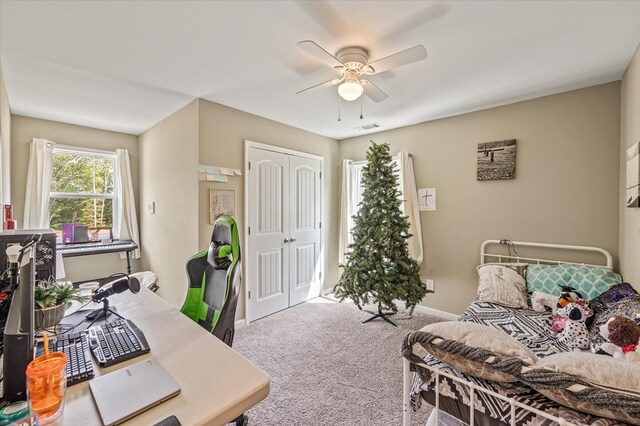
402, 239, 614, 426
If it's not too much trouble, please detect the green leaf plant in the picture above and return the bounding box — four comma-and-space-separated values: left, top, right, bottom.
34, 278, 84, 309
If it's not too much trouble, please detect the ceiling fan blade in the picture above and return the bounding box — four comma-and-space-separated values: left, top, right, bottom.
296, 78, 342, 95
362, 80, 389, 103
367, 45, 428, 74
297, 40, 344, 68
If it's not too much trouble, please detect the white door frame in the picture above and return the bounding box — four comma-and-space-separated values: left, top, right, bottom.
244, 140, 324, 323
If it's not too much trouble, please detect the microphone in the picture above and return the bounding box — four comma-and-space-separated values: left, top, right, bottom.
92, 275, 140, 302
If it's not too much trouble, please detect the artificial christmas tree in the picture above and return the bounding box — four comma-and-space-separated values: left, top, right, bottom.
334, 141, 429, 326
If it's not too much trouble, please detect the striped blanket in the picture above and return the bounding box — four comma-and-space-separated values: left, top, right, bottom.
407, 301, 628, 426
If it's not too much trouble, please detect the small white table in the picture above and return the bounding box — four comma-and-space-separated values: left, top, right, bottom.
59, 288, 269, 425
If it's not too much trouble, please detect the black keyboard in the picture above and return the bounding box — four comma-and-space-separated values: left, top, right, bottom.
37, 332, 95, 386
57, 241, 138, 257
87, 318, 150, 367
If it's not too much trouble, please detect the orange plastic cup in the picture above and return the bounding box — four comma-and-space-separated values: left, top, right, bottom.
25, 352, 67, 424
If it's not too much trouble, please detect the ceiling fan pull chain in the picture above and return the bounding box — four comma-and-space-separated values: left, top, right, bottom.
360, 96, 364, 120
337, 93, 342, 122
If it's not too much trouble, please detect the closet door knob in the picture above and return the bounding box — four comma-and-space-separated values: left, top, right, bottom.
284, 238, 290, 244
290, 238, 297, 243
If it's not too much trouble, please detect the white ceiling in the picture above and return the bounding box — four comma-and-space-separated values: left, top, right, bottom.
1, 1, 640, 139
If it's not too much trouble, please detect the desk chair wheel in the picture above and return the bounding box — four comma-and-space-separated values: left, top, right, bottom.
234, 414, 248, 426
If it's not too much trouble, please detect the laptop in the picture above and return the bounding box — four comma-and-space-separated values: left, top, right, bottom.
89, 357, 181, 426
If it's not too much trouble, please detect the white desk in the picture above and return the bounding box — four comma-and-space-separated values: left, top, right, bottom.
59, 288, 270, 425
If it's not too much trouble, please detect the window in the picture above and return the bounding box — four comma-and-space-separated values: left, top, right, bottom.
346, 157, 401, 246
49, 147, 116, 240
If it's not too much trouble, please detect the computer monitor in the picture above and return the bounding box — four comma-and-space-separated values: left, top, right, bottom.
2, 251, 36, 402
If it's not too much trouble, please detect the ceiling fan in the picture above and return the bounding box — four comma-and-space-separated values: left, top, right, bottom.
296, 40, 428, 103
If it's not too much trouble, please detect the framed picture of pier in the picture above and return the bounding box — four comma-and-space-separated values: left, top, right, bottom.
477, 139, 517, 181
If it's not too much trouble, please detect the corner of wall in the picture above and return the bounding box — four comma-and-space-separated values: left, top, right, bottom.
0, 65, 12, 206
138, 100, 200, 308
619, 46, 640, 290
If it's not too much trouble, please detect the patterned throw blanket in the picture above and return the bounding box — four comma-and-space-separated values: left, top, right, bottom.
406, 301, 628, 426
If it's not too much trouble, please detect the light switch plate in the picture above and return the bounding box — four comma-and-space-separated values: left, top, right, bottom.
148, 202, 155, 214
426, 279, 435, 291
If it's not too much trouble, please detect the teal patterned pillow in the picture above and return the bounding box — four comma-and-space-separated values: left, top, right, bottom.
526, 264, 622, 300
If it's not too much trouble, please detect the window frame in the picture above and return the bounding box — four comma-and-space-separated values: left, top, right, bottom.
346, 156, 402, 246
49, 145, 119, 237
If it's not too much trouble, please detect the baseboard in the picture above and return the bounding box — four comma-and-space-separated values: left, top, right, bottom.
323, 294, 459, 320
322, 285, 335, 296
235, 318, 247, 330
411, 304, 459, 321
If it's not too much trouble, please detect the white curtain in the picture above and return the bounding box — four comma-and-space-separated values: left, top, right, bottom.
114, 149, 141, 259
339, 154, 424, 265
397, 152, 424, 265
338, 159, 354, 264
0, 133, 4, 206
23, 138, 54, 229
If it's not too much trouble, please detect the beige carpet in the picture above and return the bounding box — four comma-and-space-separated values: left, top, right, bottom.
233, 297, 445, 426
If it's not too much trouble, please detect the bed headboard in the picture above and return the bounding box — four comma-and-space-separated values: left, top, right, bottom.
480, 240, 613, 269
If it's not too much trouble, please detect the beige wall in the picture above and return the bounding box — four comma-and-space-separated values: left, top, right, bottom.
340, 83, 621, 315
138, 100, 199, 308
197, 99, 340, 321
620, 47, 640, 290
0, 66, 10, 206
10, 115, 141, 282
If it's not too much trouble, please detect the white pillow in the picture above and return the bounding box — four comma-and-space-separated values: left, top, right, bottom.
521, 352, 640, 424
533, 352, 640, 396
421, 322, 538, 364
476, 264, 528, 308
418, 321, 538, 382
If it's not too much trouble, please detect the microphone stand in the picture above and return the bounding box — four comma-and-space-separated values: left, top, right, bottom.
85, 298, 125, 329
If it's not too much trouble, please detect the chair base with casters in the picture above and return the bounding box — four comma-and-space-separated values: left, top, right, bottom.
180, 217, 248, 425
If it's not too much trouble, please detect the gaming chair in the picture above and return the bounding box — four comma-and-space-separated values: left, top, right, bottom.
181, 216, 241, 347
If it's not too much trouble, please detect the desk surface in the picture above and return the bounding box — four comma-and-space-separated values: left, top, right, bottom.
59, 289, 270, 426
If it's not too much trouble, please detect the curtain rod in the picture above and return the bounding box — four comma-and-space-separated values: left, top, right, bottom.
54, 143, 116, 156
349, 153, 412, 165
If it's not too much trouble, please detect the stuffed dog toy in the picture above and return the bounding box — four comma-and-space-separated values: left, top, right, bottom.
597, 316, 640, 361
557, 302, 592, 351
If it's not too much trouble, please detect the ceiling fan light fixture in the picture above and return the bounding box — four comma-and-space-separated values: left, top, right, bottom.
338, 80, 363, 101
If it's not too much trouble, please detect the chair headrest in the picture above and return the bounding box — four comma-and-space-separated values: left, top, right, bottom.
210, 216, 240, 262
209, 242, 232, 270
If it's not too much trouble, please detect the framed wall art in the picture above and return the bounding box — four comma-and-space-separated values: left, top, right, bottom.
418, 188, 436, 211
209, 189, 235, 224
477, 139, 517, 181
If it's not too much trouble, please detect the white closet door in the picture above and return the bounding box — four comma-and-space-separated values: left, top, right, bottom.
289, 155, 321, 306
248, 148, 290, 321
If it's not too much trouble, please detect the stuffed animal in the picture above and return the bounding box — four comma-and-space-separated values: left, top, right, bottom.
597, 316, 640, 361
531, 291, 558, 313
531, 286, 583, 314
557, 302, 593, 351
556, 286, 583, 310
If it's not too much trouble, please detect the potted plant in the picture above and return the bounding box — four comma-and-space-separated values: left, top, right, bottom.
34, 280, 83, 329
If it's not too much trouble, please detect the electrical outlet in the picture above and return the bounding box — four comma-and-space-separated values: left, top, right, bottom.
426, 279, 435, 292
